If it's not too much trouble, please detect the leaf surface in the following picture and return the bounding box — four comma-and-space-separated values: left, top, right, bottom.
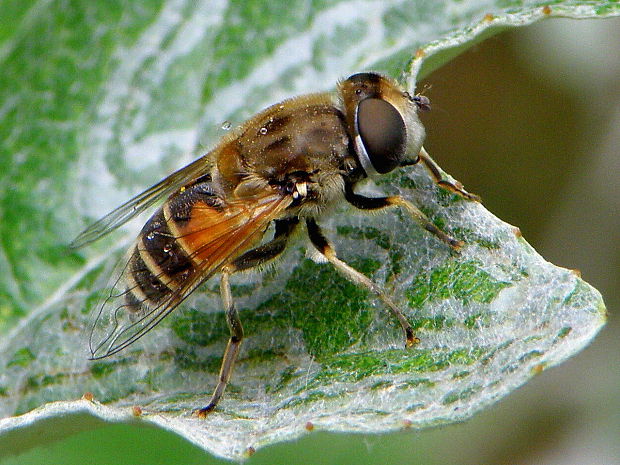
0, 0, 615, 460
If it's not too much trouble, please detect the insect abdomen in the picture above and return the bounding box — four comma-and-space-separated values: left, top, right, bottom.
123, 182, 217, 314
125, 243, 171, 310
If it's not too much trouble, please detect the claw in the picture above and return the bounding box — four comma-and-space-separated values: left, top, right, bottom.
194, 405, 215, 419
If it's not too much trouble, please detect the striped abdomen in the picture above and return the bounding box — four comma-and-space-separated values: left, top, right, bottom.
123, 180, 221, 317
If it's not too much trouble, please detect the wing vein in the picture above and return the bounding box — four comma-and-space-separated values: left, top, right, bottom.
88, 193, 292, 359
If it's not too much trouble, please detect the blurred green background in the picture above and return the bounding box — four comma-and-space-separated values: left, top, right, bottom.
3, 16, 619, 465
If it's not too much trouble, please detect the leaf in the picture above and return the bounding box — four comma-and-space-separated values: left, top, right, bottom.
0, 0, 615, 461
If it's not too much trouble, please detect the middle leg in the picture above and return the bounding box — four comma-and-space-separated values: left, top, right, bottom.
306, 218, 418, 348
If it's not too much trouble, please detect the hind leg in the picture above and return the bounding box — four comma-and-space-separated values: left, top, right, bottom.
195, 218, 298, 416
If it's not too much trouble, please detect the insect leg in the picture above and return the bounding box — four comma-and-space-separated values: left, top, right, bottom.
195, 219, 299, 416
195, 268, 242, 417
416, 147, 480, 201
344, 184, 463, 250
230, 218, 299, 271
306, 218, 418, 348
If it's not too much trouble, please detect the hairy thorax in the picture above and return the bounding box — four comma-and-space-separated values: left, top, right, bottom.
215, 94, 354, 217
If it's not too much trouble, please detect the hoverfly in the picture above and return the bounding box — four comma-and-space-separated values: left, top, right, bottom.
72, 72, 478, 416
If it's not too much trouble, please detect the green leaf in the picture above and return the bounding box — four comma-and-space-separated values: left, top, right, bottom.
0, 0, 615, 461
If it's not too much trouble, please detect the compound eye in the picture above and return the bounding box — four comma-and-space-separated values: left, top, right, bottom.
356, 98, 406, 174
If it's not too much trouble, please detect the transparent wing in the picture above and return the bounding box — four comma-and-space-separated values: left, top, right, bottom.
88, 191, 293, 359
71, 155, 212, 248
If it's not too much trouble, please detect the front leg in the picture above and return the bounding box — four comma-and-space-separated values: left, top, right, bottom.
306, 218, 418, 348
416, 147, 480, 201
344, 184, 463, 249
